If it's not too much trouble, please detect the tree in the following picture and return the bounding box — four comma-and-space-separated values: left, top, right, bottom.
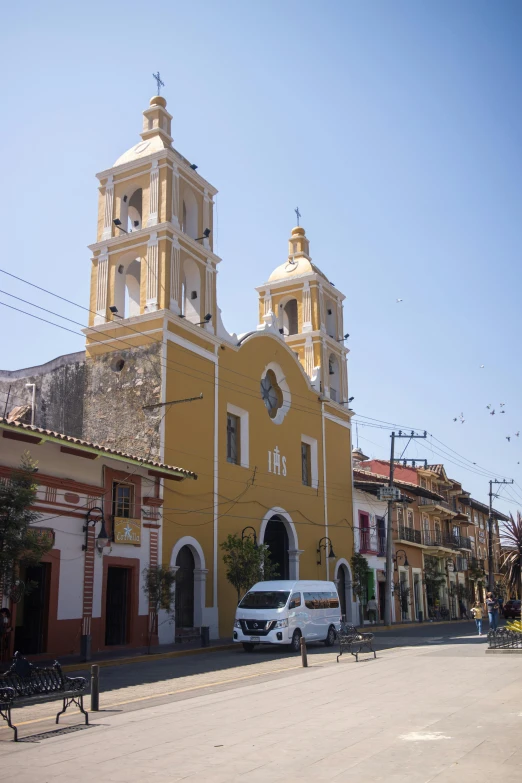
142, 565, 177, 654
423, 556, 447, 610
350, 552, 370, 603
501, 512, 522, 599
221, 534, 279, 603
0, 453, 52, 598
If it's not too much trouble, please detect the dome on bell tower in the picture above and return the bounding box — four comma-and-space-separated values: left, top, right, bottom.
268, 226, 329, 283
113, 95, 174, 167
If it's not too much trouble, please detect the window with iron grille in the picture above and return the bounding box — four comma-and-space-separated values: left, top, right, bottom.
113, 482, 134, 518
227, 413, 240, 464
301, 442, 311, 486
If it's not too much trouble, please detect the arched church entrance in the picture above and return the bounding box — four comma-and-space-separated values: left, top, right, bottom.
175, 545, 195, 628
338, 564, 347, 618
264, 515, 290, 579
335, 560, 353, 623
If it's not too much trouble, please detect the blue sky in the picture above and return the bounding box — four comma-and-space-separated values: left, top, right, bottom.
1, 0, 521, 513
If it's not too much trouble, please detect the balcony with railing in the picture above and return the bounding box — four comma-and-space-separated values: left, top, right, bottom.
359, 528, 387, 556
396, 525, 422, 545
419, 496, 455, 513
423, 530, 472, 551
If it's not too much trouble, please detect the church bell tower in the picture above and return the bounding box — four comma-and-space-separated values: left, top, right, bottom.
88, 93, 219, 330
256, 225, 349, 404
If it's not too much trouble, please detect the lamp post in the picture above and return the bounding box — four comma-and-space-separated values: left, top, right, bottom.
241, 526, 258, 547
82, 507, 109, 553
81, 508, 109, 662
393, 549, 409, 621
317, 537, 336, 566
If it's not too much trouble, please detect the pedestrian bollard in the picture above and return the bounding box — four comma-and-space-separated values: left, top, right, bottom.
91, 664, 99, 711
300, 636, 308, 668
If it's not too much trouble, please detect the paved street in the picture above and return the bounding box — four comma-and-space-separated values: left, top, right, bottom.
1, 621, 521, 782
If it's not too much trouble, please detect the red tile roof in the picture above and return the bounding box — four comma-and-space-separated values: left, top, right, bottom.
0, 418, 197, 480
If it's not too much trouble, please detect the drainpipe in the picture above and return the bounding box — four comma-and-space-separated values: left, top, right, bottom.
321, 401, 329, 580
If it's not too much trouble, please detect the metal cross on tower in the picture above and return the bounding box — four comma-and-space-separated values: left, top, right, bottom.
295, 207, 301, 226
152, 72, 165, 95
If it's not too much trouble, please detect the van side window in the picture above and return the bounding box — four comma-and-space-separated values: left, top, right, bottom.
289, 592, 301, 609
304, 592, 319, 609
304, 591, 339, 609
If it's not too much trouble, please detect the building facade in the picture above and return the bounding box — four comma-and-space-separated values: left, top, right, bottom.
0, 418, 194, 659
0, 93, 356, 645
358, 458, 508, 622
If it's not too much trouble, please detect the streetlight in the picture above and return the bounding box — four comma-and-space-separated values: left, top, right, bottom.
317, 537, 336, 565
241, 526, 258, 547
83, 507, 110, 553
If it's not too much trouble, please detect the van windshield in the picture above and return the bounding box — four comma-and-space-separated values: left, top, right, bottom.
239, 591, 290, 609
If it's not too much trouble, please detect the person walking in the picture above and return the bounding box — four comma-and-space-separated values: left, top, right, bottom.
471, 601, 484, 635
367, 595, 378, 625
486, 592, 500, 632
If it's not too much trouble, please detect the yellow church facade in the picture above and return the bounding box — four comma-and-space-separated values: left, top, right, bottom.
84, 95, 355, 639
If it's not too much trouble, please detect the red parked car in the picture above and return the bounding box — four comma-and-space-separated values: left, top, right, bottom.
503, 599, 521, 619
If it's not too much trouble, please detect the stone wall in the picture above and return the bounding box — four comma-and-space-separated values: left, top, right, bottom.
0, 352, 86, 437
83, 343, 163, 460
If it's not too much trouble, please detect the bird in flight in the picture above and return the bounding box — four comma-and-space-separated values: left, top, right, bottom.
486, 404, 491, 409
506, 436, 511, 442
500, 403, 505, 407
480, 365, 485, 368
490, 409, 496, 415
453, 418, 458, 422
396, 298, 403, 303
500, 410, 506, 414
516, 432, 520, 437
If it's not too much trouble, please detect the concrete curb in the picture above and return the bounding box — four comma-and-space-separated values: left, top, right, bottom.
61, 643, 237, 673
369, 619, 472, 633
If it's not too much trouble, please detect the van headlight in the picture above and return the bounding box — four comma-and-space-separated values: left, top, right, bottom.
275, 619, 288, 628
234, 620, 242, 629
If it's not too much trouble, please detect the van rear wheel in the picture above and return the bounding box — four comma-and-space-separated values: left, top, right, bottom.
243, 643, 256, 652
324, 625, 336, 647
289, 630, 301, 653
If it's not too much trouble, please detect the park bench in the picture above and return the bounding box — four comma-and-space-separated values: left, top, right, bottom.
0, 651, 88, 741
337, 622, 376, 663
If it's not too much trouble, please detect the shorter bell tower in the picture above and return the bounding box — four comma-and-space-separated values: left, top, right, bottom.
256, 225, 349, 404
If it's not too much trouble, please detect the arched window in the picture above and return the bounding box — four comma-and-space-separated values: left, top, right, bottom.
182, 258, 201, 323
181, 188, 198, 239
325, 299, 336, 338
279, 298, 298, 336
113, 257, 141, 319
119, 188, 143, 233
125, 260, 141, 317
127, 189, 142, 232
328, 354, 340, 402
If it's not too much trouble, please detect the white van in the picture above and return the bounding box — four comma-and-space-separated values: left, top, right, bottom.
233, 580, 341, 652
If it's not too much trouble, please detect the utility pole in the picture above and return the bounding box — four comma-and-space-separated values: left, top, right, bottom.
488, 478, 513, 592
384, 430, 427, 626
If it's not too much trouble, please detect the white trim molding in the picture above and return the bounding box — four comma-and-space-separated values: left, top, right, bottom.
226, 403, 250, 469
301, 433, 319, 490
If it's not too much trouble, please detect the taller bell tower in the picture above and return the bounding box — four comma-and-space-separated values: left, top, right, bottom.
89, 94, 219, 330
256, 225, 349, 404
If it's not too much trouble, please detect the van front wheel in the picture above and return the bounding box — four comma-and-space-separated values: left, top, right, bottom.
243, 643, 256, 652
324, 625, 336, 647
290, 630, 302, 653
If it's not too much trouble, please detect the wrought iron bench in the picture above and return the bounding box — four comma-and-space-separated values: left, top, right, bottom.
0, 652, 88, 741
337, 622, 376, 663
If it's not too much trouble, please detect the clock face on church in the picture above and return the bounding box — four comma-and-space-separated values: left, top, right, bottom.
260, 370, 283, 419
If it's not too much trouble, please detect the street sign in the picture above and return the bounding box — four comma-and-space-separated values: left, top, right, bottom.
378, 486, 402, 502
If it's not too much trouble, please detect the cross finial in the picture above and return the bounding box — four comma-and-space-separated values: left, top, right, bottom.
152, 71, 165, 95
295, 207, 301, 226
